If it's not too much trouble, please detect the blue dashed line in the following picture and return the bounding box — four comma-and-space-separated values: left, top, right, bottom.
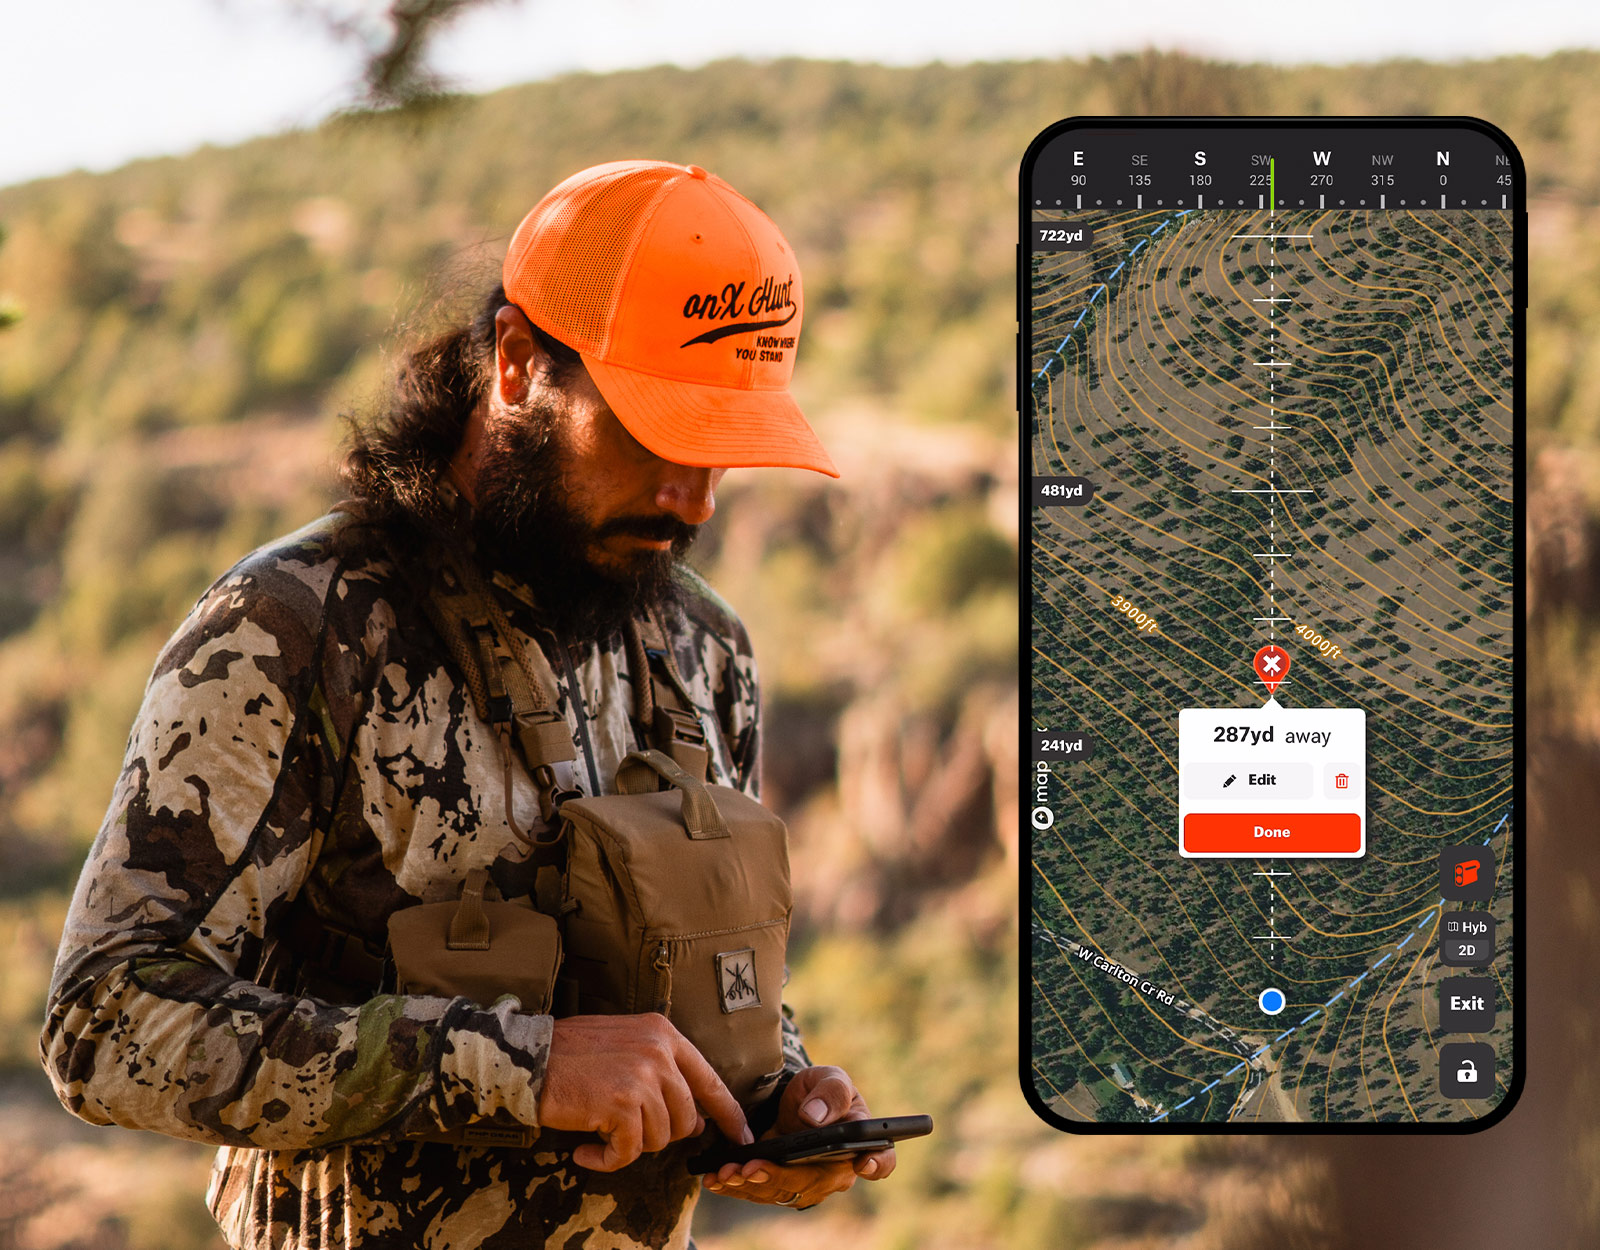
1202, 1079, 1220, 1092
1327, 990, 1345, 1006
1031, 211, 1191, 388
1300, 1011, 1320, 1025
1396, 933, 1413, 951
1416, 911, 1436, 930
1228, 1063, 1245, 1076
1275, 1029, 1292, 1042
1374, 952, 1394, 969
1176, 1097, 1195, 1110
1151, 1110, 1170, 1122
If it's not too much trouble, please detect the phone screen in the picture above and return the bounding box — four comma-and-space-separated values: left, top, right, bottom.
1020, 119, 1522, 1130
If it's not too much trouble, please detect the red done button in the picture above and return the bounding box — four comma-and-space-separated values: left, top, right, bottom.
1183, 812, 1361, 855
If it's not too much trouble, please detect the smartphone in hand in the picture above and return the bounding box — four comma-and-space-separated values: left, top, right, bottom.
686, 1114, 933, 1172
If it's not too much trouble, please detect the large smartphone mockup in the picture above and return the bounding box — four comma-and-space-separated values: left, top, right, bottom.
1021, 119, 1522, 1130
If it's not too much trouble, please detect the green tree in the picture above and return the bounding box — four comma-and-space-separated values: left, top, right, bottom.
0, 224, 20, 330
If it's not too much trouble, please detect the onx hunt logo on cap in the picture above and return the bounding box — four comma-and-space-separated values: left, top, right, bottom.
716, 947, 761, 1013
680, 273, 798, 349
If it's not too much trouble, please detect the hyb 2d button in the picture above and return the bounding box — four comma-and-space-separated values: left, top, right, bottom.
1438, 845, 1496, 903
1439, 911, 1495, 966
1439, 1041, 1495, 1100
1438, 976, 1496, 1033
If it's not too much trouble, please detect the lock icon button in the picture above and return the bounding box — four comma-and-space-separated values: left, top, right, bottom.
1440, 1042, 1494, 1099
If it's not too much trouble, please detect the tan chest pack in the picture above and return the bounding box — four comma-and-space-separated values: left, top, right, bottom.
384, 548, 791, 1146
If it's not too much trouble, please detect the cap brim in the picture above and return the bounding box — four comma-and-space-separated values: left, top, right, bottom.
582, 354, 839, 478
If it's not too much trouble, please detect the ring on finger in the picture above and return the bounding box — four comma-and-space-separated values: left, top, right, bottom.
775, 1191, 801, 1206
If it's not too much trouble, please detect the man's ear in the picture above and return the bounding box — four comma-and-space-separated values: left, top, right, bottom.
493, 304, 555, 404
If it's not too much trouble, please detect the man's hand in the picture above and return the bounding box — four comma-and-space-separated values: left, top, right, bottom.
701, 1065, 895, 1208
538, 1014, 751, 1171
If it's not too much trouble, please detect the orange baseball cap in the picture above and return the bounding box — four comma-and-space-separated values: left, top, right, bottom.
502, 160, 837, 477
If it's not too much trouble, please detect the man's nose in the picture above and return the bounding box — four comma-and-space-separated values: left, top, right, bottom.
655, 466, 719, 526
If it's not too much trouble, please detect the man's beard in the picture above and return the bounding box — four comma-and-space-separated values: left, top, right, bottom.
468, 395, 698, 640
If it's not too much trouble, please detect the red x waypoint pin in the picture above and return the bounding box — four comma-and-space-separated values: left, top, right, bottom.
1253, 644, 1290, 695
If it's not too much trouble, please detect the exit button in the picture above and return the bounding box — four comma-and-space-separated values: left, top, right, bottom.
1438, 976, 1496, 1033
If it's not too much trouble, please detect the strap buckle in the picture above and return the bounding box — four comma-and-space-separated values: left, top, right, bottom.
653, 704, 706, 747
533, 762, 583, 824
653, 705, 709, 780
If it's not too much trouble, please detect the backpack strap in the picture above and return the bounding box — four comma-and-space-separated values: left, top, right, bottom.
624, 608, 710, 782
419, 545, 580, 835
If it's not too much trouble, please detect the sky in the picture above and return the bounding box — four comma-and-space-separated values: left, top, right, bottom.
2, 0, 1599, 189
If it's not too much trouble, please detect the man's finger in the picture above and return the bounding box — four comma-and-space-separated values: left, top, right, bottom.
572, 1140, 608, 1171
672, 1034, 751, 1144
661, 1071, 702, 1145
853, 1146, 896, 1179
741, 1160, 806, 1184
575, 1111, 644, 1172
750, 1158, 856, 1202
638, 1090, 672, 1155
708, 1155, 860, 1207
797, 1072, 859, 1125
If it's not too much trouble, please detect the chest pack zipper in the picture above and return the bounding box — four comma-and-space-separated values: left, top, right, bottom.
652, 941, 673, 1015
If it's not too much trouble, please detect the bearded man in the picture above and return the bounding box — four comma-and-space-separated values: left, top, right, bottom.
40, 160, 894, 1249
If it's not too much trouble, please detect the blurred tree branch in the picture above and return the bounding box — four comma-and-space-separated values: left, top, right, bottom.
284, 0, 521, 108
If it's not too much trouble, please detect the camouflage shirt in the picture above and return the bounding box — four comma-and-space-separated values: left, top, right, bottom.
40, 512, 808, 1249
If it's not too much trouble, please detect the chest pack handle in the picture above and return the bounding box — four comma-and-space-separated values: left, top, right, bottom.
446, 866, 494, 950
615, 749, 731, 840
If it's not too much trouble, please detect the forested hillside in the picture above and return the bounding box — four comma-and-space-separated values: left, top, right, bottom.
2, 48, 1599, 1250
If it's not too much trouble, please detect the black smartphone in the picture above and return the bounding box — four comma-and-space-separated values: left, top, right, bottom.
686, 1114, 934, 1172
1020, 118, 1523, 1130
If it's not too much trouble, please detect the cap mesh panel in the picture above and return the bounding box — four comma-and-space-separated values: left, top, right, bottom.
503, 163, 680, 355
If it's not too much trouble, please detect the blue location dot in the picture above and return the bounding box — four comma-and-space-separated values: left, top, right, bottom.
1259, 987, 1286, 1016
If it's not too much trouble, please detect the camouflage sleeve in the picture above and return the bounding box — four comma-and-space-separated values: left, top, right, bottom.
730, 629, 762, 802
779, 1003, 811, 1073
38, 549, 551, 1149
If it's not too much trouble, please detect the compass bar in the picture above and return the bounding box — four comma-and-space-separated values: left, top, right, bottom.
1030, 123, 1517, 213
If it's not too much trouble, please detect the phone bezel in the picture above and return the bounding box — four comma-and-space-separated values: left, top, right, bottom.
1017, 116, 1527, 1135
686, 1114, 934, 1172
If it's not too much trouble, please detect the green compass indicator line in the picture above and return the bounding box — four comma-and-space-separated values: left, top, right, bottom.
1269, 156, 1275, 210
